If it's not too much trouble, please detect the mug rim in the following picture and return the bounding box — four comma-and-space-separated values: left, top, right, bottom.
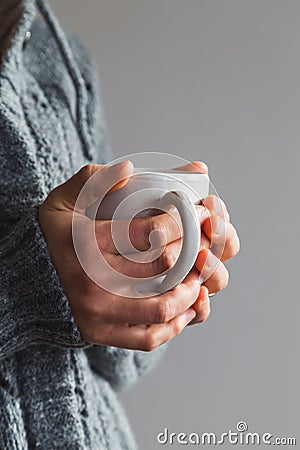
133, 167, 209, 181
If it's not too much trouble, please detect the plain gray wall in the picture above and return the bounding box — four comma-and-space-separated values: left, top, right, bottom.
52, 1, 300, 448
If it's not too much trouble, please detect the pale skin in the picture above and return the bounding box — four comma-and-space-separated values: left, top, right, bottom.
39, 161, 240, 351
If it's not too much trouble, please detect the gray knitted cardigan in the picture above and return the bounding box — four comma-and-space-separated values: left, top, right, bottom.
0, 0, 165, 448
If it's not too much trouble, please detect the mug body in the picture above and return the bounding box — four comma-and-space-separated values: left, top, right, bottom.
96, 168, 209, 220
92, 168, 209, 294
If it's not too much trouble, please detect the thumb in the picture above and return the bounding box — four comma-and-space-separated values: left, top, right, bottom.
45, 161, 134, 213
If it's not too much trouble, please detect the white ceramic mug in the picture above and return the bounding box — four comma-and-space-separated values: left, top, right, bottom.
95, 168, 210, 294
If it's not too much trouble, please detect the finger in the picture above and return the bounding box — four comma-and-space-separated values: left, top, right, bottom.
202, 217, 240, 262
195, 249, 229, 293
188, 285, 211, 326
108, 226, 217, 277
48, 161, 134, 213
108, 239, 182, 278
202, 195, 230, 222
96, 205, 210, 254
109, 228, 217, 278
94, 307, 197, 350
200, 231, 211, 252
97, 269, 201, 325
173, 161, 209, 174
202, 214, 227, 260
220, 222, 240, 262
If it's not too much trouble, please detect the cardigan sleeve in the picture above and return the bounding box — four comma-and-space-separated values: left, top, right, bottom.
0, 1, 24, 68
0, 206, 89, 360
85, 343, 168, 393
0, 0, 168, 379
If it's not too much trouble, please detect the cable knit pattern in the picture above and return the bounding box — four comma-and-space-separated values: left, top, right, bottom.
0, 207, 85, 359
0, 1, 166, 448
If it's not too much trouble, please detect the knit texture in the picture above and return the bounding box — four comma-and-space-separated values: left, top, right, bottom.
0, 1, 166, 448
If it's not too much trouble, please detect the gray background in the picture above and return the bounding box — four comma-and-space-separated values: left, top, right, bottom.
52, 1, 299, 448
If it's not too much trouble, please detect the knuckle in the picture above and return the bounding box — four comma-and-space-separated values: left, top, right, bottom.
149, 215, 164, 232
159, 247, 177, 272
207, 195, 219, 211
83, 297, 100, 317
232, 233, 240, 256
173, 318, 184, 336
229, 240, 240, 258
46, 186, 60, 201
154, 302, 168, 323
191, 279, 201, 299
78, 164, 100, 185
153, 301, 172, 323
78, 164, 93, 183
219, 198, 229, 219
216, 266, 229, 291
204, 195, 229, 220
206, 303, 212, 319
213, 217, 226, 239
203, 194, 214, 204
227, 225, 240, 256
141, 332, 160, 352
96, 221, 112, 252
212, 195, 221, 209
199, 304, 211, 323
147, 217, 166, 246
235, 237, 241, 255
182, 279, 200, 302
42, 186, 64, 209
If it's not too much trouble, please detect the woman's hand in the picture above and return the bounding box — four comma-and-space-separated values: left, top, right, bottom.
39, 160, 239, 349
39, 162, 205, 350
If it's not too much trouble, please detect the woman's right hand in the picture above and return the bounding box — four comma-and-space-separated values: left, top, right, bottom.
38, 162, 210, 351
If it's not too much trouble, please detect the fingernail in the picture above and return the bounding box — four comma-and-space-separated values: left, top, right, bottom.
185, 308, 196, 322
198, 161, 208, 172
191, 161, 209, 173
110, 160, 133, 170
